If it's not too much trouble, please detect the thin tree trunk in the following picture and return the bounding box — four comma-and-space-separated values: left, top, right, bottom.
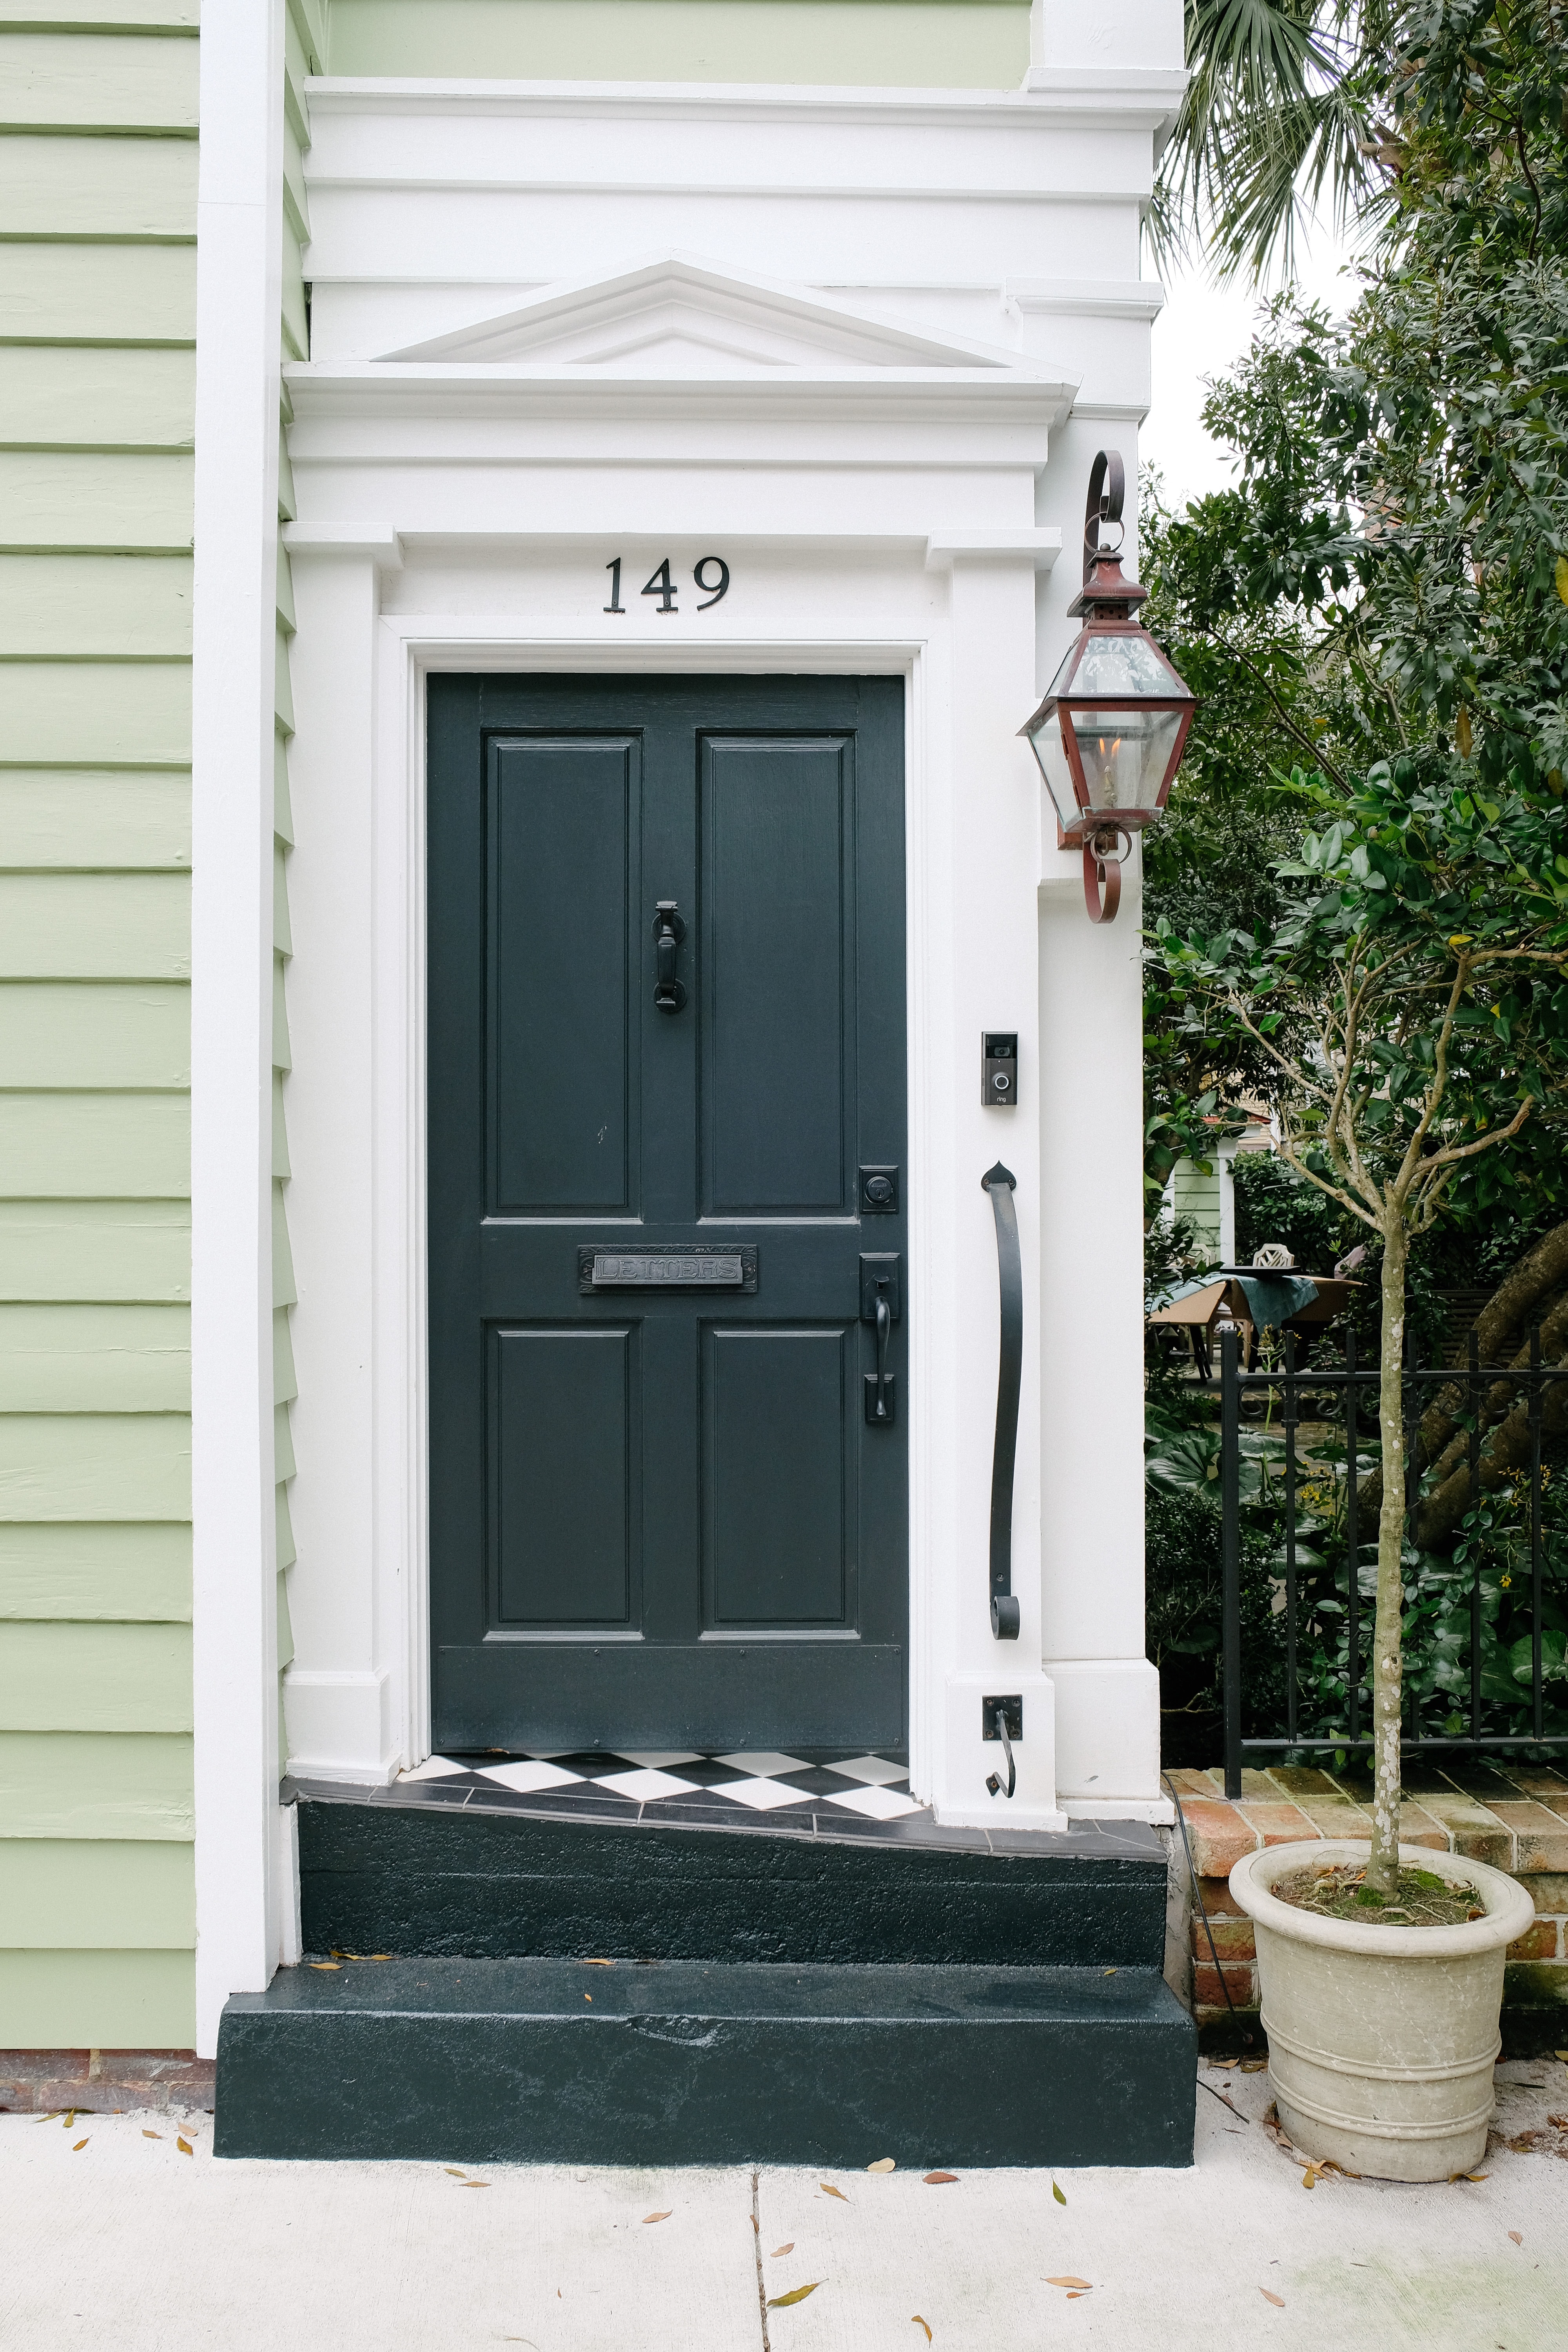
1368, 1216, 1407, 1894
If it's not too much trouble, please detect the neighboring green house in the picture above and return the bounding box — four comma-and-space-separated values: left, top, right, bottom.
2, 0, 1202, 2165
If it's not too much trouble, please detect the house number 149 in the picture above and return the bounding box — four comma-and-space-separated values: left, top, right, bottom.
604, 556, 730, 615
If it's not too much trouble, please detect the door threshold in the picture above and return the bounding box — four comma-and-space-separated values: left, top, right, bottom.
282, 1759, 1163, 1862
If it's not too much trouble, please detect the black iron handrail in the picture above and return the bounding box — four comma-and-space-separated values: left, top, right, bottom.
1218, 1325, 1568, 1797
983, 1162, 1021, 1640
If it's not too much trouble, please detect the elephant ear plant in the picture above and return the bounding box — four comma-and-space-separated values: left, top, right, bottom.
1157, 770, 1568, 1891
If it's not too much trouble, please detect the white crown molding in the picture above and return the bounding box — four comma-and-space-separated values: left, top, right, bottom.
283, 363, 1078, 432
282, 523, 404, 566
304, 76, 1187, 133
1008, 277, 1166, 321
924, 530, 1062, 570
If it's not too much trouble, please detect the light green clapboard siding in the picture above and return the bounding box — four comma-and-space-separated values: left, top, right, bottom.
0, 875, 189, 976
274, 0, 300, 1742
0, 32, 199, 134
0, 450, 193, 544
0, 983, 189, 1085
0, 131, 196, 237
0, 2, 200, 27
0, 772, 189, 867
0, 1203, 189, 1302
0, 1413, 190, 1519
0, 347, 194, 449
0, 1522, 190, 1621
0, 1303, 189, 1410
0, 660, 191, 762
0, 1094, 188, 1197
271, 961, 290, 1074
0, 9, 196, 2044
0, 1619, 190, 1730
271, 1071, 289, 1178
0, 241, 194, 344
0, 555, 192, 654
0, 1949, 194, 2044
0, 1730, 191, 1837
324, 0, 1031, 85
0, 1836, 193, 1947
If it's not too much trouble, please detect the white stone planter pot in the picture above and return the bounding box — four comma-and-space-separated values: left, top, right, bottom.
1230, 1838, 1534, 2182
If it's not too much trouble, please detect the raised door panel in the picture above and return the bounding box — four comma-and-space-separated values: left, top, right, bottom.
700, 734, 851, 1217
489, 1324, 637, 1629
488, 735, 637, 1217
704, 1323, 849, 1629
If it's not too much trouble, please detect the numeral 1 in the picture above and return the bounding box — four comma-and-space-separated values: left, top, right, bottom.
604, 557, 624, 614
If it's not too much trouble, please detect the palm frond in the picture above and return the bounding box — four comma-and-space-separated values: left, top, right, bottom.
1153, 2, 1409, 284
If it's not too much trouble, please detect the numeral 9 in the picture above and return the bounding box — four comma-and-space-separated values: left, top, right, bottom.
694, 556, 730, 610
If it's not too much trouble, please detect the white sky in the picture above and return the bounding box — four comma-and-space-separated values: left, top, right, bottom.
1142, 228, 1365, 510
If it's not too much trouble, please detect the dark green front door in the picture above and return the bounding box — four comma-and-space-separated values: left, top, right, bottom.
427, 674, 908, 1754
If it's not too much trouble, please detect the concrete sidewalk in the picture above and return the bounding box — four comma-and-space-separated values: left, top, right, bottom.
2, 2058, 1563, 2351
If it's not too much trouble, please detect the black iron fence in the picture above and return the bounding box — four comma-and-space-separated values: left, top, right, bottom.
1218, 1325, 1568, 1799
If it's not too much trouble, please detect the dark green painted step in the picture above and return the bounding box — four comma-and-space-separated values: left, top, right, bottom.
296, 1796, 1168, 1969
216, 1956, 1195, 2166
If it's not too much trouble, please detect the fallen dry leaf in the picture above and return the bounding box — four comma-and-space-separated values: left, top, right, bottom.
1240, 2058, 1268, 2073
642, 2211, 672, 2224
1052, 2181, 1067, 2207
912, 2319, 932, 2342
62, 2111, 78, 2129
767, 2283, 822, 2309
310, 1962, 341, 1972
1067, 2292, 1088, 2301
1508, 2231, 1523, 2246
1301, 2165, 1325, 2189
142, 2130, 161, 2141
923, 2171, 958, 2185
1261, 2288, 1285, 2308
1211, 2057, 1239, 2070
1045, 2276, 1093, 2290
867, 2157, 896, 2172
73, 2139, 89, 2152
35, 2111, 64, 2124
585, 1958, 613, 1967
584, 1994, 592, 2002
819, 2182, 849, 2200
1455, 2170, 1490, 2182
1103, 1967, 1116, 1976
1555, 2051, 1568, 2062
770, 2244, 794, 2258
459, 2181, 490, 2189
177, 2137, 193, 2156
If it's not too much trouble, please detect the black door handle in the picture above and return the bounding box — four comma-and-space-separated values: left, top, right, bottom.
982, 1163, 1021, 1639
653, 900, 686, 1013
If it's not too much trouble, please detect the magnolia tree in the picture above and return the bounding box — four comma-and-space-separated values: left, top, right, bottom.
1161, 778, 1568, 1887
1148, 2, 1568, 1888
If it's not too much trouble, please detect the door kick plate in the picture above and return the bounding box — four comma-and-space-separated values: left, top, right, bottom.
579, 1244, 759, 1294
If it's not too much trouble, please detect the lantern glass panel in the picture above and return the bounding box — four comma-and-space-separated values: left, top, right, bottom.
1049, 628, 1180, 700
1065, 705, 1185, 811
1030, 709, 1080, 829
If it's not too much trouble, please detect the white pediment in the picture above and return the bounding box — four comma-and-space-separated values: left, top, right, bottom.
381, 254, 1032, 377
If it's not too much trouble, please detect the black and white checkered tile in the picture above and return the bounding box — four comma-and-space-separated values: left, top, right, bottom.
399, 1748, 924, 1823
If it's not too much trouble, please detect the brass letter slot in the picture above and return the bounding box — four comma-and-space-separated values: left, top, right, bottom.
579, 1245, 758, 1294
